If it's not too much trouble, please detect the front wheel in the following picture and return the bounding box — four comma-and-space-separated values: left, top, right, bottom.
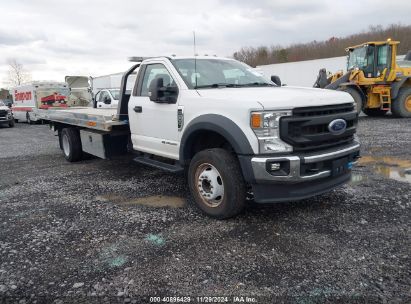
9, 119, 15, 128
188, 148, 246, 219
392, 87, 411, 118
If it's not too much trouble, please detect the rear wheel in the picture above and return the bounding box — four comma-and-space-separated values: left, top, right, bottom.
61, 128, 83, 162
338, 87, 363, 115
58, 130, 63, 150
26, 112, 33, 125
188, 148, 246, 219
392, 87, 411, 118
363, 108, 388, 117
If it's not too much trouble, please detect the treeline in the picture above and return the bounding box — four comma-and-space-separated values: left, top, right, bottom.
233, 24, 411, 67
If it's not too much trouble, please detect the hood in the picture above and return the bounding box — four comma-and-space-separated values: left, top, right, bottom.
0, 106, 9, 111
196, 86, 354, 110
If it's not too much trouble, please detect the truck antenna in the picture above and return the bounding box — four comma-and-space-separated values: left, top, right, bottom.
193, 31, 198, 88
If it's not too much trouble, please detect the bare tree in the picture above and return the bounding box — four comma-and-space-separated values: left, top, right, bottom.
6, 59, 32, 87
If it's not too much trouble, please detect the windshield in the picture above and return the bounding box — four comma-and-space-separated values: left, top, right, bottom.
171, 58, 273, 89
109, 89, 120, 100
347, 46, 369, 70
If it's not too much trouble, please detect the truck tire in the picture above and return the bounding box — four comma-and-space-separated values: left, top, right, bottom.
338, 87, 363, 115
188, 148, 246, 219
9, 119, 15, 128
58, 130, 63, 150
61, 128, 83, 162
363, 108, 388, 117
392, 87, 411, 118
26, 112, 33, 125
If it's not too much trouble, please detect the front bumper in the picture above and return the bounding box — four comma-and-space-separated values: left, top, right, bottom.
238, 141, 360, 203
0, 115, 13, 124
251, 141, 360, 183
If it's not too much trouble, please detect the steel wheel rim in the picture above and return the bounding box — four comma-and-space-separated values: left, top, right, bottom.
405, 96, 411, 112
195, 163, 224, 208
62, 134, 70, 157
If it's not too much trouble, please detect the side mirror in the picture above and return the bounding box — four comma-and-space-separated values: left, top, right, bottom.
148, 78, 178, 103
148, 78, 162, 102
271, 75, 281, 86
103, 96, 111, 104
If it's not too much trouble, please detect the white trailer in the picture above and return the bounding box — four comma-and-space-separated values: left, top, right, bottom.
12, 81, 70, 123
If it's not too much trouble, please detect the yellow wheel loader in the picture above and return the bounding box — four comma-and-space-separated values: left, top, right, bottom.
314, 40, 411, 117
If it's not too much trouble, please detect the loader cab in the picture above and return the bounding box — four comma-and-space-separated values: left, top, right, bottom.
347, 42, 393, 79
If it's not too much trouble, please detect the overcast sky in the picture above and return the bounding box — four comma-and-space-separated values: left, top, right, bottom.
0, 0, 410, 87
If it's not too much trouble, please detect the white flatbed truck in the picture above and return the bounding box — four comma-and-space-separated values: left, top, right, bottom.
40, 56, 361, 219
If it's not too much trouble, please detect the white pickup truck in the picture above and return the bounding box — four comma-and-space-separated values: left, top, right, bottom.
40, 56, 360, 219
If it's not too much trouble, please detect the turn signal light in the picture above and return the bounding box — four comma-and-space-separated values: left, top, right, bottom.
251, 113, 261, 128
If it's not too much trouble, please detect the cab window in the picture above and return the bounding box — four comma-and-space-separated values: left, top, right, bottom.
140, 64, 175, 97
376, 44, 389, 75
99, 91, 109, 102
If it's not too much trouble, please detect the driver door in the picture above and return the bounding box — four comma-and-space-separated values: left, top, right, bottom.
128, 62, 180, 160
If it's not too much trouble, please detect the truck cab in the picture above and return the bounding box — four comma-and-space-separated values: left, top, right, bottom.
94, 89, 120, 108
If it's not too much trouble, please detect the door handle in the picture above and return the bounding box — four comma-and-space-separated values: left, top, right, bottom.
134, 106, 142, 113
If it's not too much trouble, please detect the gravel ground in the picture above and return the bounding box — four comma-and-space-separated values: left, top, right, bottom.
0, 118, 410, 303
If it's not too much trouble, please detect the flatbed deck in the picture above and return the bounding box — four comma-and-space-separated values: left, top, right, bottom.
38, 107, 128, 132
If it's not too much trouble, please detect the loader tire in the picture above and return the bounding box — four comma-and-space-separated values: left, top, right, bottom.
363, 108, 388, 117
61, 128, 83, 162
392, 87, 411, 118
338, 87, 363, 115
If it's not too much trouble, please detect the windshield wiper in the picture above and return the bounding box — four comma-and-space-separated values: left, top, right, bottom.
194, 83, 235, 89
237, 82, 274, 87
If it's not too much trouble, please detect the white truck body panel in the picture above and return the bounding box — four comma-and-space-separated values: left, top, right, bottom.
128, 57, 354, 157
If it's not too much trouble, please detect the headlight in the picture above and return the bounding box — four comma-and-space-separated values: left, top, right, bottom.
352, 101, 357, 113
250, 110, 293, 154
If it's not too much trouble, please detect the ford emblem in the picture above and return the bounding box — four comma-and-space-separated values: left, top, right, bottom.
328, 119, 347, 135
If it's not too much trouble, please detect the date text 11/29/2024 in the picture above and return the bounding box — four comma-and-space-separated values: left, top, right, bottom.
149, 296, 258, 303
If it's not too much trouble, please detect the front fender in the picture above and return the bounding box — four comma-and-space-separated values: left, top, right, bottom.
179, 114, 254, 163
